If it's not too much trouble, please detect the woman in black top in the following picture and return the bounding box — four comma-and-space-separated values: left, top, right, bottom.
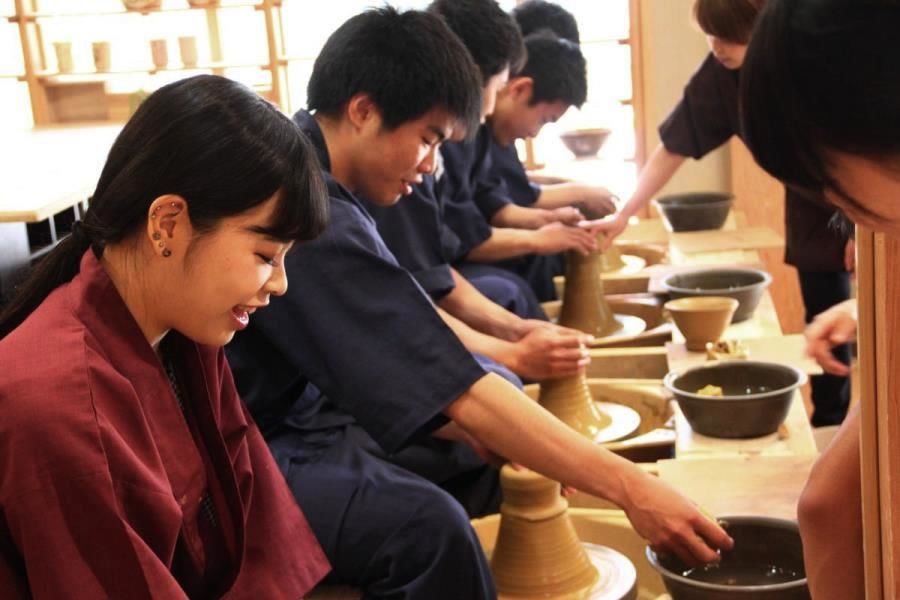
596, 0, 852, 426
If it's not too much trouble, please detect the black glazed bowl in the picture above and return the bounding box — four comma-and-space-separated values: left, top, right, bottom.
663, 361, 806, 439
655, 192, 734, 232
647, 516, 810, 600
661, 268, 772, 323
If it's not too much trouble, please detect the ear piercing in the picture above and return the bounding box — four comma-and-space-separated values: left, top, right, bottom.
150, 201, 179, 220
150, 202, 177, 258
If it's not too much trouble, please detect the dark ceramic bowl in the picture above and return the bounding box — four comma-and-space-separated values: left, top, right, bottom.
661, 268, 772, 323
559, 128, 612, 158
663, 361, 806, 439
647, 516, 810, 600
655, 192, 734, 232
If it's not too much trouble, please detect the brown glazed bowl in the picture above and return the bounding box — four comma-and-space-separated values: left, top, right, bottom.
559, 128, 612, 158
655, 192, 734, 232
646, 516, 810, 600
661, 268, 772, 323
663, 361, 806, 438
664, 296, 739, 351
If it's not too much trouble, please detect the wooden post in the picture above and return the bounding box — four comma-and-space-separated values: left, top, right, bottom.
857, 227, 883, 600
204, 7, 224, 76
628, 0, 646, 169
260, 0, 283, 109
14, 0, 49, 124
858, 228, 900, 598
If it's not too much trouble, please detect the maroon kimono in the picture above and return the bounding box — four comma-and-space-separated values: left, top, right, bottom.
0, 252, 329, 599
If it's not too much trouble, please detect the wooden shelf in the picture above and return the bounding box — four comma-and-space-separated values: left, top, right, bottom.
9, 2, 269, 21
30, 62, 271, 83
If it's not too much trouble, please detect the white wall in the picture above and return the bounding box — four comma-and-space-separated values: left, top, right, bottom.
637, 0, 731, 195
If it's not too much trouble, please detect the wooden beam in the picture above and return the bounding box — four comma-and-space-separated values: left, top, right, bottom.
857, 227, 883, 600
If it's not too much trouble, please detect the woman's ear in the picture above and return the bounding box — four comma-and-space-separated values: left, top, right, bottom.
146, 195, 190, 258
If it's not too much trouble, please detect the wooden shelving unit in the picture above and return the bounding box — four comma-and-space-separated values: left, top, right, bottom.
9, 0, 289, 124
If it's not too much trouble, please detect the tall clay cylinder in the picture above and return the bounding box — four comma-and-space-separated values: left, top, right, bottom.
491, 466, 599, 597
559, 249, 621, 338
539, 373, 611, 440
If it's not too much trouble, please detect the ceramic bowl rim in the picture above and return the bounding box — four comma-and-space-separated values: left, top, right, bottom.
645, 515, 809, 592
662, 268, 773, 295
655, 192, 735, 208
559, 127, 612, 138
664, 296, 740, 313
662, 360, 808, 402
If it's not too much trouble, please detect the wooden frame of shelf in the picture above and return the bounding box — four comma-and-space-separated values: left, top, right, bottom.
10, 0, 288, 124
521, 0, 646, 175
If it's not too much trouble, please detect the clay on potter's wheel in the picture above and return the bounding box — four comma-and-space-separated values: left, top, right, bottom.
559, 249, 622, 338
539, 373, 641, 444
597, 237, 626, 273
491, 466, 600, 598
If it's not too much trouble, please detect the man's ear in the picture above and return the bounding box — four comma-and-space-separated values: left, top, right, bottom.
346, 93, 382, 132
507, 76, 534, 103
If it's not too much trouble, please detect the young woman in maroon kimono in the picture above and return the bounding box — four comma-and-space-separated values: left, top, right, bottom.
0, 75, 330, 598
740, 0, 900, 596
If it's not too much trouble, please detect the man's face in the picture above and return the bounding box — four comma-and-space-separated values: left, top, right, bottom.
353, 106, 454, 206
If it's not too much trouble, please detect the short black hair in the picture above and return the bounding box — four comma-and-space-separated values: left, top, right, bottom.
693, 0, 766, 45
512, 0, 580, 44
740, 0, 900, 219
428, 0, 526, 81
307, 6, 481, 137
520, 31, 586, 108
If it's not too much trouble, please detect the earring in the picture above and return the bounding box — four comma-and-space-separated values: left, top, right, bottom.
152, 232, 161, 240
162, 248, 172, 257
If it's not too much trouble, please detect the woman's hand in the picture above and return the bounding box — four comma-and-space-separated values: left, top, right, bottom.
805, 299, 857, 376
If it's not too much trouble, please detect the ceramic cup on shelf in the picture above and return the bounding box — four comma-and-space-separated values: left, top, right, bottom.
150, 38, 169, 69
122, 0, 162, 11
92, 41, 111, 72
53, 41, 74, 73
178, 36, 198, 68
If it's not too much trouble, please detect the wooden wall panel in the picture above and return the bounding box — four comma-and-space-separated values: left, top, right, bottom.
729, 138, 805, 335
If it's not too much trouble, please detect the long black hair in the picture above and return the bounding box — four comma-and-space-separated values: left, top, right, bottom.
0, 75, 328, 339
740, 0, 900, 213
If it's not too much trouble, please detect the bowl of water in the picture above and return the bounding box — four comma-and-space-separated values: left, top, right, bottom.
646, 516, 810, 599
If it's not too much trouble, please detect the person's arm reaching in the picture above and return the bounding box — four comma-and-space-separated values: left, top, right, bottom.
490, 202, 583, 229
592, 144, 687, 249
466, 222, 597, 262
446, 373, 734, 565
437, 306, 589, 380
534, 183, 617, 219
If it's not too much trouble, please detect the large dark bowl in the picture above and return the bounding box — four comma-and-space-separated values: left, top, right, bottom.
662, 268, 772, 323
647, 516, 810, 600
655, 192, 734, 232
664, 361, 806, 439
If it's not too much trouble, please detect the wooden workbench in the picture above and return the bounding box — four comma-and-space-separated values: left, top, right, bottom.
0, 124, 120, 297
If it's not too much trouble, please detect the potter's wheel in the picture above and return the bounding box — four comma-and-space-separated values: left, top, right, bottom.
497, 542, 638, 600
592, 402, 642, 444
603, 254, 646, 276
589, 314, 647, 347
